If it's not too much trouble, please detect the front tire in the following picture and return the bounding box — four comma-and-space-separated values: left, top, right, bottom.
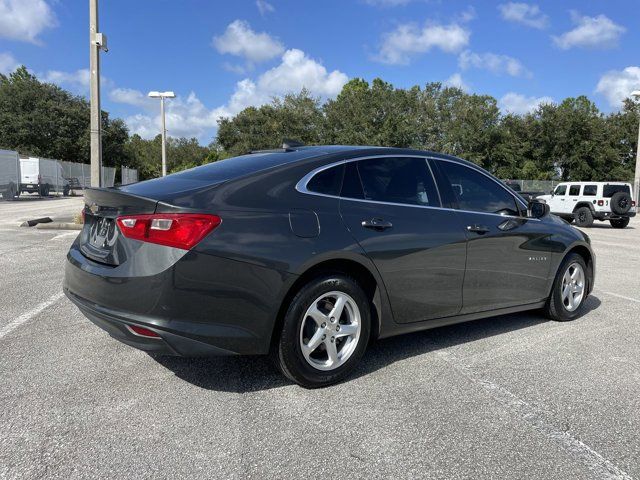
544, 253, 589, 322
574, 207, 593, 227
273, 274, 371, 388
610, 217, 630, 229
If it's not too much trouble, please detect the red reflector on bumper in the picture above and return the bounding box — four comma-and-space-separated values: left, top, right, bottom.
127, 324, 161, 338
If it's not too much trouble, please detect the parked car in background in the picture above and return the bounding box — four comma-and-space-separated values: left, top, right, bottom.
64, 145, 595, 387
19, 157, 70, 197
0, 149, 20, 201
538, 182, 636, 228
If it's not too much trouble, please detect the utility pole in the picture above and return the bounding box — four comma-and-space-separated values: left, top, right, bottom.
148, 91, 175, 176
89, 0, 107, 188
633, 91, 640, 204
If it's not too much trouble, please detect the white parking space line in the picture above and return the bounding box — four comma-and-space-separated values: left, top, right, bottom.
50, 231, 80, 241
596, 290, 640, 304
436, 351, 634, 480
0, 292, 64, 340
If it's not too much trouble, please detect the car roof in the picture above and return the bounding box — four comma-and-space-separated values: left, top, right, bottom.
170, 145, 473, 182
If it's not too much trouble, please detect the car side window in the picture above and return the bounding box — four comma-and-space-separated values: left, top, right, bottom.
436, 160, 520, 216
307, 164, 343, 196
583, 185, 597, 196
554, 185, 567, 195
569, 185, 581, 196
354, 157, 440, 207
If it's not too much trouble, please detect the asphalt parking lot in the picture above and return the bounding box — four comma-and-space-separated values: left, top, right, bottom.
1, 198, 639, 479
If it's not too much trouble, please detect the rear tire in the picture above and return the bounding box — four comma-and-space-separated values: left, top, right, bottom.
610, 217, 630, 229
272, 274, 371, 388
574, 207, 593, 227
543, 253, 589, 322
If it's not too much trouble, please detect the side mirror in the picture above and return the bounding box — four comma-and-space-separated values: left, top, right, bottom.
529, 200, 550, 219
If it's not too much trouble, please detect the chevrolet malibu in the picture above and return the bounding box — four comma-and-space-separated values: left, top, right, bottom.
64, 146, 595, 388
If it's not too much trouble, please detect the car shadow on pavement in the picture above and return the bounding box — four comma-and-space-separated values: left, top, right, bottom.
151, 295, 601, 393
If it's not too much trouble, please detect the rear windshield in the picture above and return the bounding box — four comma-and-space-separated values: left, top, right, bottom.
171, 150, 324, 182
603, 184, 630, 197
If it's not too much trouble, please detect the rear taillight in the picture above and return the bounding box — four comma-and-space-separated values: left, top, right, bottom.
116, 213, 221, 250
597, 200, 604, 206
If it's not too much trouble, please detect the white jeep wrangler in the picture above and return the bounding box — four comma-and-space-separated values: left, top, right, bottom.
538, 182, 636, 228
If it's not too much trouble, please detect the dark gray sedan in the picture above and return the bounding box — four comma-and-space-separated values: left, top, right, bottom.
64, 146, 594, 387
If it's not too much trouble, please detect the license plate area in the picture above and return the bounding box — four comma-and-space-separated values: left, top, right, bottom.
80, 212, 124, 266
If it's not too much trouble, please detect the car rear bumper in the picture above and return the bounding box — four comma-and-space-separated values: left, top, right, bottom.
64, 240, 295, 356
65, 288, 239, 356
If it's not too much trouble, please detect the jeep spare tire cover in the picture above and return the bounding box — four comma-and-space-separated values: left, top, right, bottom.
610, 191, 631, 215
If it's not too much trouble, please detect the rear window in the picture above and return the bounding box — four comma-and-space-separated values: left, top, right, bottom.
603, 184, 631, 198
172, 150, 325, 182
583, 185, 597, 196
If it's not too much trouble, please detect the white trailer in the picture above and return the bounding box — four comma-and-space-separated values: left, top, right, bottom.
0, 149, 20, 200
19, 157, 70, 196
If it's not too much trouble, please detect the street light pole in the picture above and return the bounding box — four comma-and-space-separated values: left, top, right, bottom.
632, 91, 640, 205
160, 96, 167, 177
89, 0, 107, 188
148, 91, 175, 177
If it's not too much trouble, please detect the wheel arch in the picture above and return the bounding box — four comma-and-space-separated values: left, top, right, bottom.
270, 255, 391, 352
572, 201, 595, 213
564, 243, 595, 295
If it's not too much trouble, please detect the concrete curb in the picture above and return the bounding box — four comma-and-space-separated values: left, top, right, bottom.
35, 222, 83, 231
20, 217, 53, 227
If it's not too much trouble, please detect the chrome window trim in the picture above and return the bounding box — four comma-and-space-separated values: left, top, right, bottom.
295, 154, 536, 221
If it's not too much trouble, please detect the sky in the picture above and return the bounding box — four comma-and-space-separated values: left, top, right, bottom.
1, 0, 639, 145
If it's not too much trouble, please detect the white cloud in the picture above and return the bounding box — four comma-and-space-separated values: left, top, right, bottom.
109, 88, 154, 108
124, 49, 348, 142
375, 21, 470, 65
0, 52, 19, 74
212, 20, 284, 65
0, 0, 57, 43
498, 3, 548, 29
41, 69, 90, 89
444, 73, 469, 92
459, 50, 530, 77
596, 66, 640, 109
40, 68, 114, 95
553, 12, 625, 50
458, 6, 476, 23
499, 92, 554, 114
256, 0, 274, 16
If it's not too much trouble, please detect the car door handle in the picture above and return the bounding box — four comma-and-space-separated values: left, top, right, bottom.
467, 224, 490, 234
361, 218, 393, 231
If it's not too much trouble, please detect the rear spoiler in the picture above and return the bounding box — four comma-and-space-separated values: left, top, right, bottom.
84, 188, 158, 218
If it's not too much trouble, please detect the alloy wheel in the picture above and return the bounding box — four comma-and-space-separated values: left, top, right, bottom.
561, 262, 585, 312
299, 291, 361, 371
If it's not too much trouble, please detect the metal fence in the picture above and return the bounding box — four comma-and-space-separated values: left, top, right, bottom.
121, 166, 139, 185
59, 161, 117, 188
504, 179, 560, 193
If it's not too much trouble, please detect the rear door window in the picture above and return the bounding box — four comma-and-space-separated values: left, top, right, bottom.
569, 185, 581, 196
436, 160, 520, 216
354, 157, 440, 207
583, 185, 597, 196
